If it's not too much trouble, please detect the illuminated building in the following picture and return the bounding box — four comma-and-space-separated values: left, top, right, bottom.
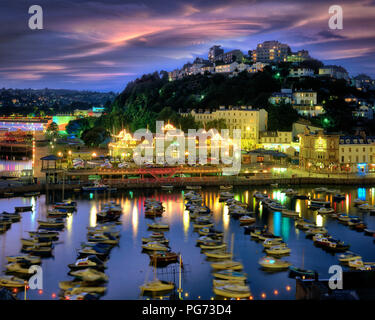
180, 106, 268, 150
108, 129, 137, 158
252, 41, 291, 63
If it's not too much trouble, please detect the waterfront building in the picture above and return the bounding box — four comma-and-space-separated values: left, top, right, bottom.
181, 106, 268, 150
299, 129, 340, 171
108, 129, 137, 159
299, 129, 375, 173
252, 40, 291, 63
258, 131, 298, 154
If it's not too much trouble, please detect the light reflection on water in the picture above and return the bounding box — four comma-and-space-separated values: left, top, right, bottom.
0, 186, 374, 300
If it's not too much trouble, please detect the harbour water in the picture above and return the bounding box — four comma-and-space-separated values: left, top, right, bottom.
0, 186, 375, 300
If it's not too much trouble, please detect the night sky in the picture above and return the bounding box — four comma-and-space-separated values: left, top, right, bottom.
1, 0, 375, 91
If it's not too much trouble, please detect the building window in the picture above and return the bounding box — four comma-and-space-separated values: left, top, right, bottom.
341, 156, 344, 162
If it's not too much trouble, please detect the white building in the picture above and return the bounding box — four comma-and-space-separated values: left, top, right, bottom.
215, 62, 239, 73
248, 62, 268, 73
289, 68, 314, 78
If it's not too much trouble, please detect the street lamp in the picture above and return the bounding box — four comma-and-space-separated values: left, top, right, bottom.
92, 152, 97, 158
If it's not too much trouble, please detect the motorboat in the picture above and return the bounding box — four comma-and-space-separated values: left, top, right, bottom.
21, 238, 53, 247
213, 284, 251, 298
211, 260, 243, 271
193, 220, 214, 229
47, 210, 69, 218
149, 251, 179, 264
358, 204, 375, 211
186, 185, 202, 190
263, 239, 285, 248
219, 192, 234, 201
161, 185, 174, 191
141, 237, 169, 245
28, 230, 59, 239
257, 232, 282, 242
15, 206, 33, 212
259, 256, 291, 270
140, 280, 174, 294
38, 218, 65, 229
142, 242, 169, 251
70, 268, 108, 282
314, 237, 350, 252
200, 243, 226, 250
59, 280, 106, 291
82, 181, 109, 192
354, 199, 367, 206
338, 252, 362, 264
5, 262, 32, 275
62, 284, 107, 296
204, 250, 233, 260
87, 233, 119, 245
265, 245, 291, 256
212, 279, 246, 287
22, 245, 53, 256
295, 219, 315, 230
314, 187, 327, 193
212, 270, 247, 281
305, 227, 328, 237
288, 266, 316, 279
253, 191, 266, 200
0, 275, 26, 288
198, 227, 223, 237
54, 200, 77, 210
282, 189, 298, 196
282, 209, 300, 217
78, 246, 110, 259
1, 211, 21, 221
333, 194, 346, 201
219, 185, 233, 191
309, 199, 330, 208
318, 207, 334, 214
6, 254, 41, 265
268, 203, 286, 211
364, 229, 375, 236
239, 215, 256, 225
147, 223, 170, 230
68, 256, 106, 271
348, 259, 375, 270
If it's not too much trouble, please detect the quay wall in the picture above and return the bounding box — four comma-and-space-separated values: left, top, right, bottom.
1, 176, 375, 196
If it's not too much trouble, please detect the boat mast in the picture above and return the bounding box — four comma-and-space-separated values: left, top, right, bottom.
178, 254, 182, 299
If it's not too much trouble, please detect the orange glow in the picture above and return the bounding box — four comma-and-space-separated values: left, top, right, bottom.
286, 285, 291, 291
261, 293, 266, 299
274, 290, 279, 295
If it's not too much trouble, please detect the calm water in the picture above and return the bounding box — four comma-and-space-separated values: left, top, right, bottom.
1, 186, 375, 300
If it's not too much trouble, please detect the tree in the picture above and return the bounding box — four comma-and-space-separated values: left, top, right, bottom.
81, 127, 110, 147
46, 122, 59, 138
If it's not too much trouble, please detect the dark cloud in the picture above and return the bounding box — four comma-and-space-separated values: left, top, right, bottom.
0, 0, 374, 90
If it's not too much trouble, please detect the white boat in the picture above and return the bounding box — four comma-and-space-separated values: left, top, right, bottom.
6, 254, 41, 264
239, 215, 256, 225
5, 263, 31, 274
263, 239, 285, 248
0, 275, 25, 288
282, 209, 300, 217
354, 199, 367, 206
348, 259, 375, 270
70, 268, 108, 282
212, 270, 247, 281
140, 279, 174, 293
282, 189, 298, 196
265, 245, 291, 255
204, 250, 233, 260
314, 187, 328, 193
318, 207, 334, 214
211, 260, 243, 270
310, 199, 330, 207
186, 185, 202, 190
358, 204, 375, 211
161, 185, 174, 190
338, 252, 362, 264
258, 256, 291, 270
220, 185, 233, 191
213, 284, 251, 298
142, 242, 169, 251
200, 243, 226, 250
147, 223, 170, 230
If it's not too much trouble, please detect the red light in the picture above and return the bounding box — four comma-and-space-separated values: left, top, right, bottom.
52, 293, 56, 299
12, 288, 18, 293
38, 289, 43, 295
